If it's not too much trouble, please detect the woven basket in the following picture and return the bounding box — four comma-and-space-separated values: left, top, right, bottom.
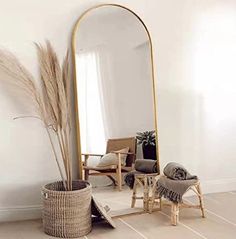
42, 180, 92, 238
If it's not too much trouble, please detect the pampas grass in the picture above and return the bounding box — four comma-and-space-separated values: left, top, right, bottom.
0, 42, 72, 191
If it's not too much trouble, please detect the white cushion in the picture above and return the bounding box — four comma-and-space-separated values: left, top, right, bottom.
96, 147, 129, 167
96, 153, 118, 167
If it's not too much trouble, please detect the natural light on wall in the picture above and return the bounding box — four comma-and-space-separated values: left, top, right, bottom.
193, 5, 236, 126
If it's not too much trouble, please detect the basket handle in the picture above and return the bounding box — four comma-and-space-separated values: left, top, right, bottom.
42, 191, 48, 199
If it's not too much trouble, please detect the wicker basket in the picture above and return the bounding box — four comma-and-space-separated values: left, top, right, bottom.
42, 180, 92, 238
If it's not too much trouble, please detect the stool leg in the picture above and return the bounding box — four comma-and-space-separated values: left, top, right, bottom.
171, 203, 179, 226
196, 184, 205, 218
159, 197, 162, 211
143, 176, 149, 212
149, 185, 161, 213
131, 179, 138, 208
149, 187, 156, 213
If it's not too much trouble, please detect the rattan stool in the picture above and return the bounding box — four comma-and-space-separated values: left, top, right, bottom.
131, 173, 160, 212
170, 181, 205, 225
149, 179, 205, 225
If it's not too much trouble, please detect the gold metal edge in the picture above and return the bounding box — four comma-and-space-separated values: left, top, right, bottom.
71, 3, 160, 179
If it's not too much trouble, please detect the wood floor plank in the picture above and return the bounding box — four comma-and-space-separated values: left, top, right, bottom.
188, 193, 236, 224
0, 219, 60, 239
87, 219, 144, 239
0, 219, 146, 239
120, 211, 201, 239
1, 192, 236, 239
161, 204, 236, 239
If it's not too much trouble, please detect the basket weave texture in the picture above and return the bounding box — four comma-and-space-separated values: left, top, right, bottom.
42, 180, 92, 238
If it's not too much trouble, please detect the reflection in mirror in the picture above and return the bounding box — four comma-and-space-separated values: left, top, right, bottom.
73, 5, 158, 216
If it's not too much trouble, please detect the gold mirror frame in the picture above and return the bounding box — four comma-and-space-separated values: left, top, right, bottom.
71, 4, 160, 179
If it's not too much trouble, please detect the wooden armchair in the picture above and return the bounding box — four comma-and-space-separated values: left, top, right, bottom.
82, 137, 137, 191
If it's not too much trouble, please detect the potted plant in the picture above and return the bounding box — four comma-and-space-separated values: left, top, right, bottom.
0, 42, 92, 238
136, 130, 157, 160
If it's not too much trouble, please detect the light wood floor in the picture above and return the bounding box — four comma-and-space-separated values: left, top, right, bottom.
0, 192, 236, 239
93, 185, 144, 217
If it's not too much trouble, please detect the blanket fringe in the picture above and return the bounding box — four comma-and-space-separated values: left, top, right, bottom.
157, 185, 182, 203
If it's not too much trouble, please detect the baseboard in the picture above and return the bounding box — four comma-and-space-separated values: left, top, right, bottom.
0, 178, 235, 222
0, 205, 42, 222
201, 178, 236, 194
184, 178, 236, 197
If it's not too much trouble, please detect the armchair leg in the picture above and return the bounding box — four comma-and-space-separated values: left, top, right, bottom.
107, 175, 117, 186
116, 168, 122, 191
84, 169, 89, 181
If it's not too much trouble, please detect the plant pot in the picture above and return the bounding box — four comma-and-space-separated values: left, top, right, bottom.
42, 180, 92, 238
142, 144, 157, 160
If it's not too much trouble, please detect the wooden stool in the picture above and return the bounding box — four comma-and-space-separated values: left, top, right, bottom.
149, 179, 205, 225
131, 173, 160, 212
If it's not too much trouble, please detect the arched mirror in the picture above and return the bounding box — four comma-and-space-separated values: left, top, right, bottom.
72, 4, 159, 216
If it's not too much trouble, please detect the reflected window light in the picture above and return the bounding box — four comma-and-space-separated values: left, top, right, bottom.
76, 51, 106, 153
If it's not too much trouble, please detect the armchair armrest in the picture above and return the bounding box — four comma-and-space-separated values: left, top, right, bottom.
82, 153, 104, 157
111, 151, 135, 155
111, 152, 136, 168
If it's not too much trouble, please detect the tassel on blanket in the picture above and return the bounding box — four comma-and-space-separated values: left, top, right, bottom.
157, 162, 198, 203
157, 184, 182, 203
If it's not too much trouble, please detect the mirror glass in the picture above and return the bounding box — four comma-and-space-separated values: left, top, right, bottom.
74, 5, 158, 216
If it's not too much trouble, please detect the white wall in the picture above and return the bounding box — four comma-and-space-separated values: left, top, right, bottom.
0, 0, 236, 222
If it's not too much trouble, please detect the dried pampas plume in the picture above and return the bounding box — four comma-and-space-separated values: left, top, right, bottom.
0, 42, 72, 191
